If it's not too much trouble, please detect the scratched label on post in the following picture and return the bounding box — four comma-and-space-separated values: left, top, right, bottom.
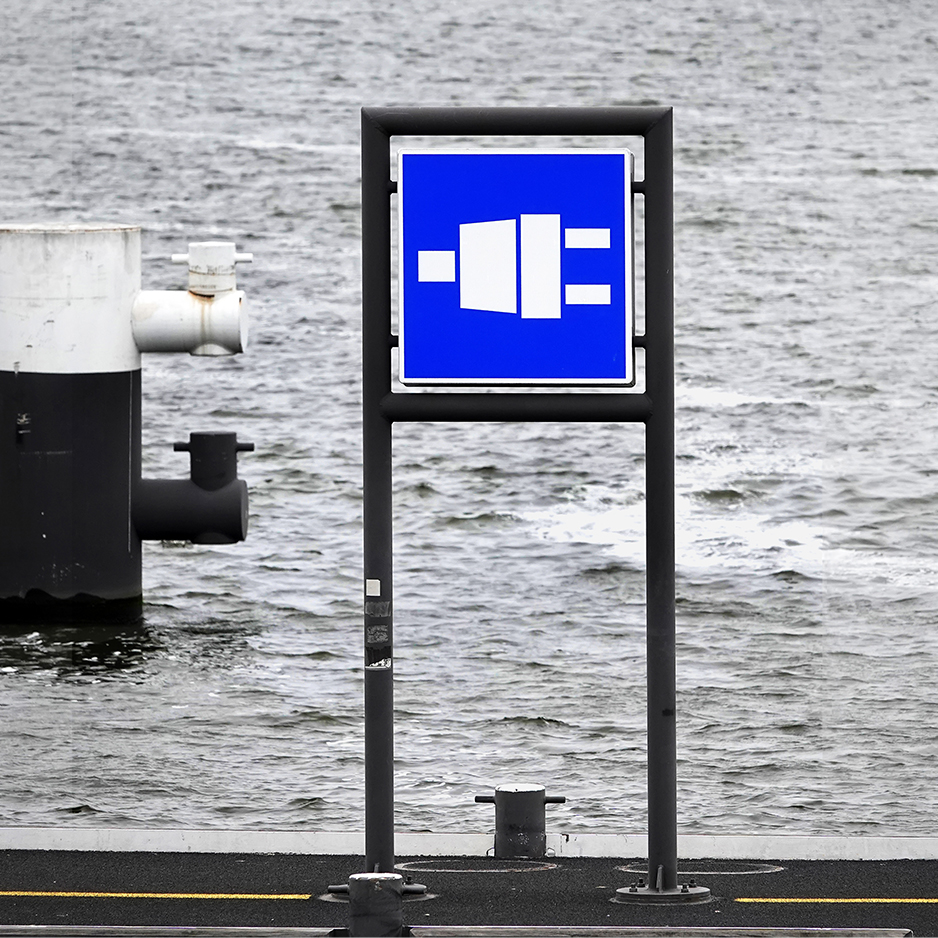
364, 600, 390, 618
366, 624, 390, 645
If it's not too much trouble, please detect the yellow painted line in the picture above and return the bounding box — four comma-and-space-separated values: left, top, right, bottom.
0, 891, 311, 900
737, 897, 938, 904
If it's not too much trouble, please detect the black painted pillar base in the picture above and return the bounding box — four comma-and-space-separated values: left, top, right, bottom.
0, 593, 143, 627
0, 369, 142, 614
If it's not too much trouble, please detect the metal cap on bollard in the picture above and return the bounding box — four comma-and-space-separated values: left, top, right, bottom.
174, 432, 255, 491
348, 872, 404, 937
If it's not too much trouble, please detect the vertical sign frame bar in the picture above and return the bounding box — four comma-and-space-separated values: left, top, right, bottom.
643, 110, 678, 892
362, 111, 396, 875
361, 108, 684, 895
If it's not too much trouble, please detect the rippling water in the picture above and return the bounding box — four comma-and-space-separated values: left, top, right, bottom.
1, 0, 937, 836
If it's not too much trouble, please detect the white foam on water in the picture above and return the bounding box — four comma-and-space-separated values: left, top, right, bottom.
676, 386, 809, 409
521, 494, 819, 572
522, 487, 938, 593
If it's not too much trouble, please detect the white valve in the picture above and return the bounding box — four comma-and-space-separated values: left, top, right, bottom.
171, 241, 253, 297
132, 289, 247, 356
133, 240, 252, 356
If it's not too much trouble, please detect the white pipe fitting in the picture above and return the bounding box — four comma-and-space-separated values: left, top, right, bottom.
132, 288, 247, 356
133, 240, 251, 355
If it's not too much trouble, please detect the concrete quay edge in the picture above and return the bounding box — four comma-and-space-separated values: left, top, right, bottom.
1, 830, 937, 861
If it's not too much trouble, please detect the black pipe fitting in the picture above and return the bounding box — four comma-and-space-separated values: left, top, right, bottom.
134, 432, 254, 545
173, 432, 255, 490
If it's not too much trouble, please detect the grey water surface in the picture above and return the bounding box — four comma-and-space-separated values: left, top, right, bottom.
0, 0, 936, 836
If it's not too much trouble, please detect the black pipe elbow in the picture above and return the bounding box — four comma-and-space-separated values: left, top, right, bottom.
134, 477, 248, 544
134, 432, 253, 545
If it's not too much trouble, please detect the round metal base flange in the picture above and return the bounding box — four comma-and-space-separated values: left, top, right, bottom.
613, 884, 712, 905
320, 882, 434, 904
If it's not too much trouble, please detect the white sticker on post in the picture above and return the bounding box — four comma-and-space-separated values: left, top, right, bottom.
366, 579, 382, 597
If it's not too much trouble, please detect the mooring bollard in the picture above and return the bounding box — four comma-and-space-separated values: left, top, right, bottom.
348, 872, 404, 937
0, 224, 254, 623
475, 783, 566, 858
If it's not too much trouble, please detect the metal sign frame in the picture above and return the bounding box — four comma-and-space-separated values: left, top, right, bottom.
362, 106, 677, 890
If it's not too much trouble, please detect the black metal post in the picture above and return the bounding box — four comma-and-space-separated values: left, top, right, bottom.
643, 110, 678, 892
361, 111, 396, 874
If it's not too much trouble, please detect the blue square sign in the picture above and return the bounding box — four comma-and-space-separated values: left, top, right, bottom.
398, 149, 634, 385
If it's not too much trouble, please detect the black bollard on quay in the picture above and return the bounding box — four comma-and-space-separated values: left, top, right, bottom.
0, 224, 254, 623
475, 783, 566, 858
347, 872, 404, 937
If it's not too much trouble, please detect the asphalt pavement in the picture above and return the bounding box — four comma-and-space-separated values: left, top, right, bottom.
0, 851, 934, 936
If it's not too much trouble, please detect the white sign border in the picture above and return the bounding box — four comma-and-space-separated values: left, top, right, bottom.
397, 148, 635, 387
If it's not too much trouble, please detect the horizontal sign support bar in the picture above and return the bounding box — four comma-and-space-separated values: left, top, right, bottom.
380, 391, 652, 423
364, 106, 671, 138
